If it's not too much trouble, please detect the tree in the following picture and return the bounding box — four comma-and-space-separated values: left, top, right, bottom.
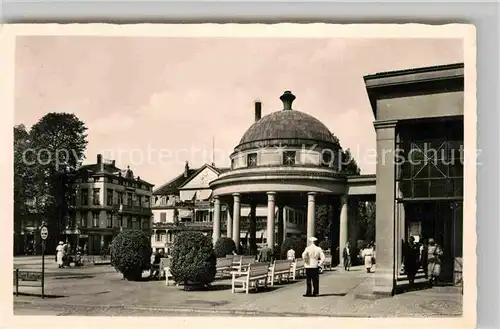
315, 204, 333, 243
27, 113, 88, 250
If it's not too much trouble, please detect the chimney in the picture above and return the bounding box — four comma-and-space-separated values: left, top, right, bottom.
254, 101, 262, 122
184, 161, 189, 178
112, 160, 116, 167
280, 91, 296, 111
97, 154, 104, 171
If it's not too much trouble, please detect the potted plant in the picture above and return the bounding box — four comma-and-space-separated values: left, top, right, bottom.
110, 229, 151, 281
170, 231, 216, 290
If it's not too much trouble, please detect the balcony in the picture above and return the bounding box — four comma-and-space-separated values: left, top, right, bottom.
152, 221, 213, 231
113, 204, 152, 215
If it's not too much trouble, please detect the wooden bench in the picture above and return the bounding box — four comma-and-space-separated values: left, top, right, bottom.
322, 255, 333, 271
216, 257, 234, 277
268, 260, 293, 286
232, 262, 270, 294
291, 258, 305, 280
232, 255, 256, 273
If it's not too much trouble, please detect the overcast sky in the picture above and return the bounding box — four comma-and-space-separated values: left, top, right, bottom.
14, 36, 463, 186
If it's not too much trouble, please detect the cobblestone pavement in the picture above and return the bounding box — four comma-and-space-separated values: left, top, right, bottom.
13, 265, 462, 317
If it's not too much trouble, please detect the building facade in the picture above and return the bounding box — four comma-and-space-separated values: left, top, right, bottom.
151, 162, 307, 254
68, 154, 154, 254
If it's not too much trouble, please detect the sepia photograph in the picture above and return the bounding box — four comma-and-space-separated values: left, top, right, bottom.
2, 23, 476, 326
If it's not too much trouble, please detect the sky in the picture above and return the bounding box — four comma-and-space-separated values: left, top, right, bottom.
14, 36, 463, 187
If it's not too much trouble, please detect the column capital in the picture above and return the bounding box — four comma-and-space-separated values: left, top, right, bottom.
232, 193, 241, 197
266, 191, 276, 196
213, 195, 220, 200
307, 192, 317, 196
340, 195, 348, 205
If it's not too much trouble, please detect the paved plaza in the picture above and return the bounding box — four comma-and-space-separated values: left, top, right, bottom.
13, 257, 462, 317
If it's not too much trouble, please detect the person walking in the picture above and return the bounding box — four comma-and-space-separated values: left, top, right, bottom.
56, 241, 65, 268
427, 238, 443, 286
302, 237, 325, 297
361, 243, 375, 273
403, 236, 420, 287
342, 242, 352, 271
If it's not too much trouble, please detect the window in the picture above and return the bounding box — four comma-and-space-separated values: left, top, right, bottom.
127, 217, 132, 229
127, 193, 133, 206
160, 212, 167, 223
161, 196, 167, 205
247, 153, 258, 167
92, 212, 99, 227
117, 192, 124, 205
143, 218, 149, 229
80, 211, 88, 227
118, 215, 123, 227
322, 151, 333, 168
107, 189, 113, 206
70, 192, 76, 206
283, 151, 296, 165
81, 188, 88, 205
106, 212, 113, 228
145, 196, 150, 206
155, 231, 162, 242
93, 188, 100, 205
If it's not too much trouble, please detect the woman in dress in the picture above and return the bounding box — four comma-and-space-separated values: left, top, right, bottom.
361, 243, 375, 273
56, 241, 65, 268
427, 238, 443, 285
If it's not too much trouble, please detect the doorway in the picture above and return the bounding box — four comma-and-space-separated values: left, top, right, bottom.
403, 200, 463, 284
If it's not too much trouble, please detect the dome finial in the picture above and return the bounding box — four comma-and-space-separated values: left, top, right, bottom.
280, 91, 296, 111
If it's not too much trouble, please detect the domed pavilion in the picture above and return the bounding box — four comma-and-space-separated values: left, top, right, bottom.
210, 91, 375, 258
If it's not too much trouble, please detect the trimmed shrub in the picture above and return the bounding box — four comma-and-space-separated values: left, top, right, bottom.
214, 237, 236, 258
170, 231, 216, 288
110, 229, 151, 281
280, 237, 306, 259
318, 240, 330, 251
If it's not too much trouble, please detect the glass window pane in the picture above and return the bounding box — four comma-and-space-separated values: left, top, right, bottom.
399, 180, 412, 198
413, 163, 428, 179
429, 163, 447, 178
454, 178, 464, 197
429, 179, 447, 198
449, 161, 463, 178
413, 181, 429, 198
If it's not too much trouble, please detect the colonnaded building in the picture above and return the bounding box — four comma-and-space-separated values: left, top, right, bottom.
152, 63, 464, 296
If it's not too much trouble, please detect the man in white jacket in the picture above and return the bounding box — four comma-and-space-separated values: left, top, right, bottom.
302, 237, 325, 297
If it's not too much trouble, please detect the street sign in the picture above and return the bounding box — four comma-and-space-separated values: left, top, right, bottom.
40, 226, 48, 240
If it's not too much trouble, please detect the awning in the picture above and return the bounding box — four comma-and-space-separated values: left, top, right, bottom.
181, 190, 197, 201
179, 209, 193, 218
196, 189, 212, 201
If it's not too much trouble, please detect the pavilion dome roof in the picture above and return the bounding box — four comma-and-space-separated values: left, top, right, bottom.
235, 91, 336, 151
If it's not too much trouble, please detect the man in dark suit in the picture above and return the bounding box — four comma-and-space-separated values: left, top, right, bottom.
258, 244, 271, 262
342, 242, 352, 271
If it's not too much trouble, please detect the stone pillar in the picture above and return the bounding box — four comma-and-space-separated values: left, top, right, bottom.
232, 193, 241, 252
306, 192, 316, 240
212, 196, 221, 245
249, 201, 257, 255
373, 120, 397, 296
277, 204, 284, 248
266, 192, 276, 249
226, 204, 233, 239
339, 195, 348, 267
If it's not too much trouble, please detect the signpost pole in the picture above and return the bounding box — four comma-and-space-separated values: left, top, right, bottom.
41, 240, 45, 299
40, 224, 48, 299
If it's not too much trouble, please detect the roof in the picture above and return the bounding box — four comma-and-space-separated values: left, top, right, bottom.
78, 163, 154, 186
236, 109, 336, 151
153, 164, 230, 196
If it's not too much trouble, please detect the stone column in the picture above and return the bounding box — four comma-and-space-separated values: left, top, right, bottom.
277, 204, 284, 248
339, 195, 348, 267
306, 192, 316, 240
226, 204, 233, 239
232, 193, 241, 252
373, 120, 397, 296
266, 192, 276, 249
249, 201, 257, 255
212, 196, 221, 245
